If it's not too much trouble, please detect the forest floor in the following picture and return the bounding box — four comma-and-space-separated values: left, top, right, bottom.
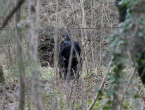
0, 66, 144, 110
0, 67, 103, 110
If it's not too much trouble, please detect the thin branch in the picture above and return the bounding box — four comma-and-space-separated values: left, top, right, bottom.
0, 0, 25, 29
87, 58, 112, 110
1, 26, 121, 31
127, 85, 144, 109
119, 68, 135, 110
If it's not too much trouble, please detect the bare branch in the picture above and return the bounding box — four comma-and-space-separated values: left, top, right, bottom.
87, 59, 112, 110
0, 0, 25, 29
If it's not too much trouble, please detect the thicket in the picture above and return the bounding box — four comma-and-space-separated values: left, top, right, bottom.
0, 0, 145, 110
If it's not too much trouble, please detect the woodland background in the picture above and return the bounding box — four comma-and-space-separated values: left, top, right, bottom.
0, 0, 145, 110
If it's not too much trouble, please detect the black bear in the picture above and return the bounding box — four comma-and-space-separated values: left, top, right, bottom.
57, 34, 81, 79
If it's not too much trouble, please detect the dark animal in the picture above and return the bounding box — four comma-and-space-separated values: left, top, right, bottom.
57, 34, 81, 79
115, 0, 145, 84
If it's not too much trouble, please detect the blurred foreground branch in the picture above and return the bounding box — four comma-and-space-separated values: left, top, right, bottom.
28, 0, 44, 110
0, 0, 25, 29
15, 0, 26, 109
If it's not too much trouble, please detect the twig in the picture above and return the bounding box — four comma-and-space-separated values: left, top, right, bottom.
127, 85, 144, 109
87, 58, 112, 110
119, 68, 135, 110
1, 26, 121, 31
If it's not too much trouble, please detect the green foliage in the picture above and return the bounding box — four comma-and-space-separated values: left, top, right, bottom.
88, 100, 102, 110
101, 0, 145, 109
74, 103, 81, 110
122, 99, 134, 109
40, 67, 53, 80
